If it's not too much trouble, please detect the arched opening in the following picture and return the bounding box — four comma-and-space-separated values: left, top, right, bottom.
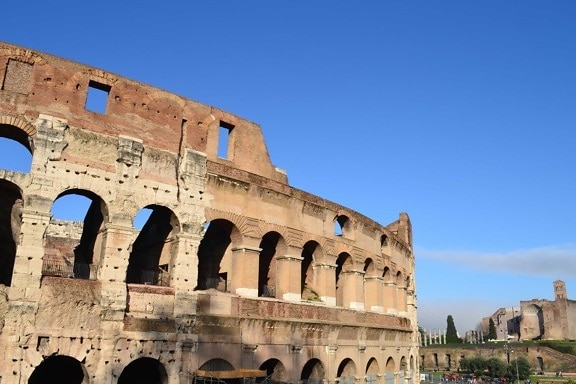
118, 357, 168, 384
366, 357, 380, 384
259, 358, 288, 384
0, 180, 22, 286
126, 205, 179, 286
363, 258, 378, 311
199, 358, 234, 372
0, 123, 33, 173
395, 271, 404, 312
44, 190, 107, 280
301, 241, 322, 302
337, 358, 357, 384
197, 219, 237, 291
258, 231, 281, 298
28, 355, 87, 384
382, 267, 390, 281
334, 214, 350, 237
380, 234, 389, 249
335, 252, 352, 307
301, 358, 325, 384
385, 357, 395, 384
399, 356, 407, 384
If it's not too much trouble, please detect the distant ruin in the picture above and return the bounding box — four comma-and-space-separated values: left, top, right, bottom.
483, 280, 576, 341
0, 41, 418, 384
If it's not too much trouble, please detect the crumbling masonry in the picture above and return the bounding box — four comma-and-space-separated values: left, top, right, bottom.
0, 41, 418, 384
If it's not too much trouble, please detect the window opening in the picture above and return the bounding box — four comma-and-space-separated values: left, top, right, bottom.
85, 80, 111, 114
334, 215, 348, 237
0, 137, 32, 173
46, 192, 103, 280
218, 121, 234, 159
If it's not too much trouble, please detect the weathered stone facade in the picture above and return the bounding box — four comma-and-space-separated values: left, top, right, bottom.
421, 344, 576, 374
0, 42, 418, 384
482, 281, 576, 342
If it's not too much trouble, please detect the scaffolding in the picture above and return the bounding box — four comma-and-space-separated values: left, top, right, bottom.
194, 369, 272, 384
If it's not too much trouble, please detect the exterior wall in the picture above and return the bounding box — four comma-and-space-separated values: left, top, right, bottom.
483, 281, 576, 342
421, 345, 576, 374
0, 42, 418, 384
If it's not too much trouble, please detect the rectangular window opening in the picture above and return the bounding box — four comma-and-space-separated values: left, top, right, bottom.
86, 80, 111, 114
218, 121, 234, 159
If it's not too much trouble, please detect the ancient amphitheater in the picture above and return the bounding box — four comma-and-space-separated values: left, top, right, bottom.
0, 41, 418, 384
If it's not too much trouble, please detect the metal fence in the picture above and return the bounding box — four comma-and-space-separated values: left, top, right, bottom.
42, 259, 97, 280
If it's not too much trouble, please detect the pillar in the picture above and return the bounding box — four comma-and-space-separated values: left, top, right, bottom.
276, 252, 303, 302
314, 261, 336, 306
231, 245, 261, 297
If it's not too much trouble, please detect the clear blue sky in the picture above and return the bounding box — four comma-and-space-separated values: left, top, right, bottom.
3, 1, 576, 334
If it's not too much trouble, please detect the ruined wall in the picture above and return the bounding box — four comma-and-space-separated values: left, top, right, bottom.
0, 41, 418, 384
421, 345, 576, 374
516, 282, 576, 341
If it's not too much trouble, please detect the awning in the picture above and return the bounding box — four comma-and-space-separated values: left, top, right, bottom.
196, 369, 267, 379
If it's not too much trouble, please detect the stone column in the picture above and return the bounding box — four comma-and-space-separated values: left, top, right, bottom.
172, 231, 203, 315
231, 245, 261, 297
0, 209, 51, 384
276, 252, 303, 302
314, 261, 336, 306
8, 210, 51, 302
98, 223, 134, 321
341, 270, 365, 310
396, 283, 407, 315
365, 275, 383, 312
383, 280, 397, 315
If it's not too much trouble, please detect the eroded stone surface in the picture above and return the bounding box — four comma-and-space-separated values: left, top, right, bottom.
0, 42, 418, 384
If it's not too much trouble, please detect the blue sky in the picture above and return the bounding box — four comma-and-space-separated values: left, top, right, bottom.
2, 1, 576, 334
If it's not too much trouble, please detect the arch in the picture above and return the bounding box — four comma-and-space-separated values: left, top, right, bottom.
301, 358, 325, 384
335, 252, 353, 307
199, 358, 235, 371
44, 189, 108, 280
196, 219, 240, 291
28, 355, 88, 384
384, 357, 395, 384
0, 179, 21, 285
337, 358, 357, 384
382, 266, 391, 281
259, 358, 288, 384
127, 205, 179, 286
334, 214, 350, 237
400, 356, 407, 371
0, 121, 34, 173
366, 357, 380, 384
118, 357, 168, 384
363, 258, 376, 277
366, 357, 379, 373
385, 356, 395, 371
363, 258, 379, 311
258, 231, 286, 298
380, 233, 389, 248
301, 240, 322, 301
395, 271, 403, 285
0, 115, 36, 148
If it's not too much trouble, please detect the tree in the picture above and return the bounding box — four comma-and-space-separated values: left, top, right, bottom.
488, 318, 497, 340
446, 315, 462, 343
486, 357, 508, 378
511, 356, 531, 381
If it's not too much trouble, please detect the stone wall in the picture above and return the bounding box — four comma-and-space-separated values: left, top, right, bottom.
0, 41, 418, 384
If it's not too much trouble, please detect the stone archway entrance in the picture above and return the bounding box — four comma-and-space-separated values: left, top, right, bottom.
28, 355, 87, 384
118, 357, 168, 384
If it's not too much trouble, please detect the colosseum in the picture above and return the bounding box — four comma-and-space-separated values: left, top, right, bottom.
0, 41, 418, 384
